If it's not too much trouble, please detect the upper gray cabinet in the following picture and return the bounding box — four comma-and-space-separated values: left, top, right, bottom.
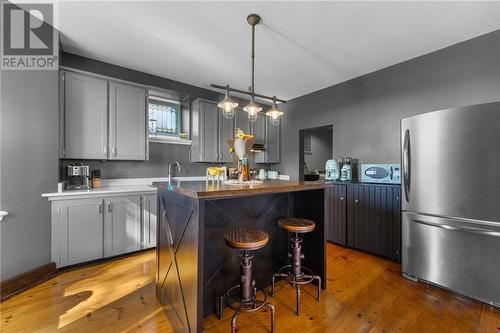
191, 98, 241, 163
266, 118, 281, 164
64, 71, 108, 159
190, 99, 280, 164
235, 108, 250, 135
191, 98, 221, 163
218, 109, 235, 163
252, 113, 267, 163
108, 82, 146, 160
61, 70, 147, 160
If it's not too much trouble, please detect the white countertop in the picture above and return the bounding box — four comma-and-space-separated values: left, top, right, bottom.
42, 185, 156, 200
42, 175, 291, 200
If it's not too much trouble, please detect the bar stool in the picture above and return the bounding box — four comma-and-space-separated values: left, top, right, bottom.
218, 227, 276, 333
271, 218, 321, 315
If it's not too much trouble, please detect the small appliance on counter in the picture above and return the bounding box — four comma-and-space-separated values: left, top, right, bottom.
66, 164, 92, 190
340, 157, 353, 181
258, 169, 267, 180
267, 170, 279, 180
361, 164, 401, 184
325, 159, 340, 181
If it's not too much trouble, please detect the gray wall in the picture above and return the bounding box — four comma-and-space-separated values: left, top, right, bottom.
1, 69, 59, 280
304, 126, 333, 172
279, 30, 500, 180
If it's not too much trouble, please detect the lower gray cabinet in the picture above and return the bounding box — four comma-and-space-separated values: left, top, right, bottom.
104, 195, 142, 257
142, 194, 157, 248
54, 198, 104, 266
51, 192, 158, 268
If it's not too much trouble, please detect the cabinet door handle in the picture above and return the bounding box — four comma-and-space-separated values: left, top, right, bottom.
340, 197, 345, 201
112, 147, 117, 156
354, 199, 360, 204
107, 202, 112, 212
98, 202, 102, 213
104, 146, 108, 156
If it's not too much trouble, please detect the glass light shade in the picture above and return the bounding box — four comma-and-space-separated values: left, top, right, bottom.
218, 92, 238, 119
265, 101, 284, 126
243, 98, 262, 123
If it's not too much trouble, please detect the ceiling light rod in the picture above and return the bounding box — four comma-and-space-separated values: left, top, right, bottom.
210, 83, 287, 104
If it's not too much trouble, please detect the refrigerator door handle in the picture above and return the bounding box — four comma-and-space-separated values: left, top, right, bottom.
412, 217, 500, 237
403, 129, 411, 202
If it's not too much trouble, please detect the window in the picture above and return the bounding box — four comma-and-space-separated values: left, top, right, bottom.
148, 96, 180, 137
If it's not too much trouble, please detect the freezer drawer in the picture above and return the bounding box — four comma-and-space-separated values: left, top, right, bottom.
402, 212, 500, 307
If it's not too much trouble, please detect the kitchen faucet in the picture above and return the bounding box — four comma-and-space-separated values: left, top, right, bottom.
168, 161, 182, 183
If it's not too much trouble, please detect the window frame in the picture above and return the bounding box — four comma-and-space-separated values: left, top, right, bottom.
147, 95, 181, 138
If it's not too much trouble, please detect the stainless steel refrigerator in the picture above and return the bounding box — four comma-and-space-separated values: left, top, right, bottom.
401, 102, 500, 307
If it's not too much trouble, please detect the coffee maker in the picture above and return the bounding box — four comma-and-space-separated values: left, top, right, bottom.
66, 164, 92, 190
325, 159, 340, 181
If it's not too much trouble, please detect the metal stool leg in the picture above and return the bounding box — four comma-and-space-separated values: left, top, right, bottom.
217, 294, 224, 320
231, 311, 240, 333
315, 275, 321, 301
296, 284, 301, 315
268, 302, 276, 332
271, 273, 277, 297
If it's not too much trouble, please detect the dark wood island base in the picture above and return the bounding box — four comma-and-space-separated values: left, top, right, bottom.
154, 181, 328, 333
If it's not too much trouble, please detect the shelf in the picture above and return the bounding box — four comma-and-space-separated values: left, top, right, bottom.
148, 136, 192, 145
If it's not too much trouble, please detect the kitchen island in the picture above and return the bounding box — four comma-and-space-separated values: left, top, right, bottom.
155, 180, 328, 332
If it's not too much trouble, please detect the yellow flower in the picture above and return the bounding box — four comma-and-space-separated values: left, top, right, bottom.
235, 128, 245, 140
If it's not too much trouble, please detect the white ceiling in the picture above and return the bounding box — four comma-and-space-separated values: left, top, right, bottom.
55, 1, 500, 100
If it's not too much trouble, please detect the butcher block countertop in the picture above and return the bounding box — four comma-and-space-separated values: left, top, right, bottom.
154, 180, 326, 199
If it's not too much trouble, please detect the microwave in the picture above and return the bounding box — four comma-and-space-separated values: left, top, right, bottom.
361, 164, 401, 184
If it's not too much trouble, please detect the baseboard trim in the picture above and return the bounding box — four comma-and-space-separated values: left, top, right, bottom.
0, 262, 57, 302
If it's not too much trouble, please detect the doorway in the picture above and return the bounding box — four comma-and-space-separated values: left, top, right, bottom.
299, 125, 333, 181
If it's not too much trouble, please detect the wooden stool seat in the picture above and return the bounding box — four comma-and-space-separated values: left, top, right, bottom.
224, 228, 269, 250
278, 218, 315, 233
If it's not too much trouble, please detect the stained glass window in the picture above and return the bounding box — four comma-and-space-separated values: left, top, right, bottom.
148, 98, 180, 136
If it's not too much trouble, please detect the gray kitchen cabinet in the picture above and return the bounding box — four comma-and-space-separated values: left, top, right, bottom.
63, 71, 108, 159
50, 191, 157, 268
108, 82, 147, 160
266, 118, 281, 164
54, 198, 104, 266
142, 194, 157, 249
218, 109, 236, 163
251, 113, 267, 163
235, 108, 251, 134
104, 195, 142, 257
191, 98, 218, 162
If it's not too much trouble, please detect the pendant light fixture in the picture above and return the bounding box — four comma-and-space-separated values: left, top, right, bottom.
265, 97, 284, 126
217, 85, 238, 119
211, 14, 286, 125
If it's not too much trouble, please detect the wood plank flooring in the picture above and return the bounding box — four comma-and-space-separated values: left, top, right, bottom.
1, 243, 499, 332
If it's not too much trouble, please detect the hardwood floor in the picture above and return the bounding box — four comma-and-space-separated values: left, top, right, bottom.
1, 244, 499, 332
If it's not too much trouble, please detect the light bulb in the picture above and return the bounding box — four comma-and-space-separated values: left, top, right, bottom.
248, 109, 258, 123
269, 112, 280, 125
243, 97, 262, 122
222, 105, 235, 119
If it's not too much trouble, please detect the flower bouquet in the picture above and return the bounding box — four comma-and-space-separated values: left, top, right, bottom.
227, 128, 255, 182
